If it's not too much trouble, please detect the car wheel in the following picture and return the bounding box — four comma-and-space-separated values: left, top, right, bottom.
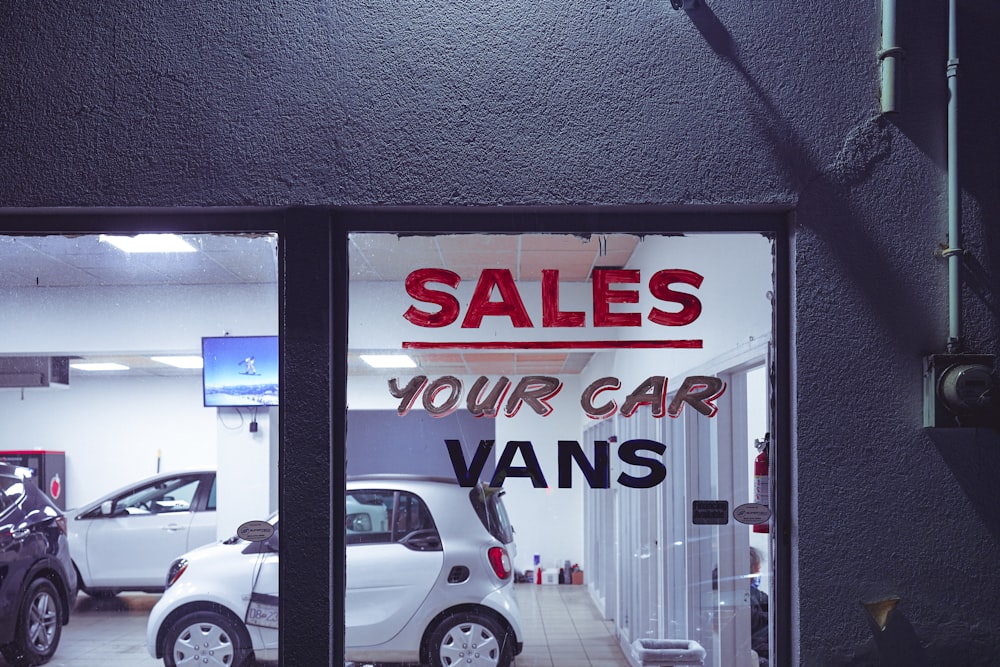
0, 578, 62, 667
163, 610, 253, 667
424, 610, 514, 667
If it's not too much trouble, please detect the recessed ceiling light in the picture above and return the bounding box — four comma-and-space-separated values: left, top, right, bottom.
360, 354, 417, 369
70, 362, 130, 372
151, 355, 204, 369
98, 234, 197, 253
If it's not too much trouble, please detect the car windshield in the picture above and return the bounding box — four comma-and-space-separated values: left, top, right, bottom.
469, 483, 514, 544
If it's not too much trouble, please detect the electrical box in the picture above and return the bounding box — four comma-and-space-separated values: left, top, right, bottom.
923, 354, 997, 428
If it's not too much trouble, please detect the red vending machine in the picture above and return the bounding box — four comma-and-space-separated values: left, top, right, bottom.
0, 450, 66, 510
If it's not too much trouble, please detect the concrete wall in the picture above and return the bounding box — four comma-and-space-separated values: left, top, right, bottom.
2, 2, 999, 665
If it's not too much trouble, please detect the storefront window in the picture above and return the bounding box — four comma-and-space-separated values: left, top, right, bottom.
346, 231, 776, 667
0, 231, 278, 665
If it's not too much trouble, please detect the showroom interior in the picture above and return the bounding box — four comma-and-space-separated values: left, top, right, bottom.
0, 221, 781, 666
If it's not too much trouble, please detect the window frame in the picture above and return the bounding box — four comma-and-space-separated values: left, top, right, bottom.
0, 206, 792, 666
335, 208, 793, 666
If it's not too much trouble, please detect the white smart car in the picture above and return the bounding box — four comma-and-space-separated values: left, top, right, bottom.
145, 513, 279, 667
147, 475, 523, 667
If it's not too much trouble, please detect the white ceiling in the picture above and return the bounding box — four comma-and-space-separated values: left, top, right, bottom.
1, 232, 640, 378
0, 234, 279, 288
348, 233, 637, 282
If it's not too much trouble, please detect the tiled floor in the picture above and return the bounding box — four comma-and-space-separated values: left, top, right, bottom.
26, 593, 162, 667
513, 583, 631, 667
16, 584, 630, 667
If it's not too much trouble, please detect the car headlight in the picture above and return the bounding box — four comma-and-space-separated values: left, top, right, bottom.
165, 558, 188, 589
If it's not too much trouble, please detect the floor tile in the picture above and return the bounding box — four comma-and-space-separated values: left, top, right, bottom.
513, 583, 631, 666
23, 585, 631, 667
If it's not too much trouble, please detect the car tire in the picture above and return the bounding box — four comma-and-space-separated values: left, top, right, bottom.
1, 578, 62, 667
424, 610, 514, 667
163, 609, 253, 667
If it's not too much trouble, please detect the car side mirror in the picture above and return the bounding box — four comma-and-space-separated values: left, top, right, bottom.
100, 500, 125, 517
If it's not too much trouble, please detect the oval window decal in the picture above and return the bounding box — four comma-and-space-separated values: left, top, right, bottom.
238, 520, 275, 542
733, 502, 771, 526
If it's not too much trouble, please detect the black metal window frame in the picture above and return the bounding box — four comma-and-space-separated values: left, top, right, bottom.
0, 206, 792, 666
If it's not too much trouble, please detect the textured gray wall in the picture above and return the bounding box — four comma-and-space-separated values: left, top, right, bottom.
2, 1, 999, 664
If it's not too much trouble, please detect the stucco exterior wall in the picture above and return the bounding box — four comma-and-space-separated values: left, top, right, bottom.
2, 1, 999, 664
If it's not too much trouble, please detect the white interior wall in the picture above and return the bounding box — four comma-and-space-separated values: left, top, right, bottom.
0, 374, 217, 508
0, 276, 278, 534
0, 371, 279, 540
495, 376, 584, 575
217, 407, 279, 538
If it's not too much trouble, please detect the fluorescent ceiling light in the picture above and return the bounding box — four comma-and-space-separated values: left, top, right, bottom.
70, 362, 130, 372
99, 234, 197, 253
151, 355, 204, 369
360, 354, 417, 369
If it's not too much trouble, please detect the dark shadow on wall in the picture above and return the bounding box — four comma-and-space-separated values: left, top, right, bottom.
866, 608, 929, 667
960, 253, 1000, 323
683, 6, 1000, 667
688, 2, 1000, 354
817, 605, 929, 667
891, 1, 1000, 347
890, 7, 1000, 561
683, 2, 936, 353
928, 428, 1000, 544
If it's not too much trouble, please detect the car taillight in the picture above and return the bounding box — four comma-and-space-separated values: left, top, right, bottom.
487, 546, 511, 580
165, 558, 188, 589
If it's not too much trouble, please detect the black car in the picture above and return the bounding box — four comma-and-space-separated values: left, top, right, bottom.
0, 463, 78, 666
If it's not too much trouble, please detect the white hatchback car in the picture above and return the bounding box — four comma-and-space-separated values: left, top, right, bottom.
66, 470, 217, 596
146, 475, 523, 667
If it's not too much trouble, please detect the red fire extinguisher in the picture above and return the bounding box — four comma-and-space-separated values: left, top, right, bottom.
753, 434, 770, 534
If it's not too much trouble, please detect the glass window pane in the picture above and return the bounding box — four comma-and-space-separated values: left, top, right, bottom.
114, 476, 199, 514
347, 231, 776, 667
0, 231, 278, 664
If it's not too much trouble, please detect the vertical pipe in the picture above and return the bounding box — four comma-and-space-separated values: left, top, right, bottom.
880, 0, 900, 114
946, 0, 961, 351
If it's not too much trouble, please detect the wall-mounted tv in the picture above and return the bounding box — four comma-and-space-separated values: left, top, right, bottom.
202, 335, 279, 407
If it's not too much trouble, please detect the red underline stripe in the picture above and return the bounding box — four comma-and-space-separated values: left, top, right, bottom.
402, 340, 703, 350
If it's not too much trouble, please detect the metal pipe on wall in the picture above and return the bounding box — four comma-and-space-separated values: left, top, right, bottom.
946, 0, 962, 351
879, 0, 902, 114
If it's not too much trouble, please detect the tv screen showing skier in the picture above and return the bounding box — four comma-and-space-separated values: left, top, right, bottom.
202, 335, 279, 407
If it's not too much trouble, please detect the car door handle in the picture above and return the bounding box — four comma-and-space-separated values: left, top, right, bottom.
400, 529, 442, 551
162, 524, 186, 532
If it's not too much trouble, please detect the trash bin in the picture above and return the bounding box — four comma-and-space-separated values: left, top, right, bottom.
630, 639, 706, 666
